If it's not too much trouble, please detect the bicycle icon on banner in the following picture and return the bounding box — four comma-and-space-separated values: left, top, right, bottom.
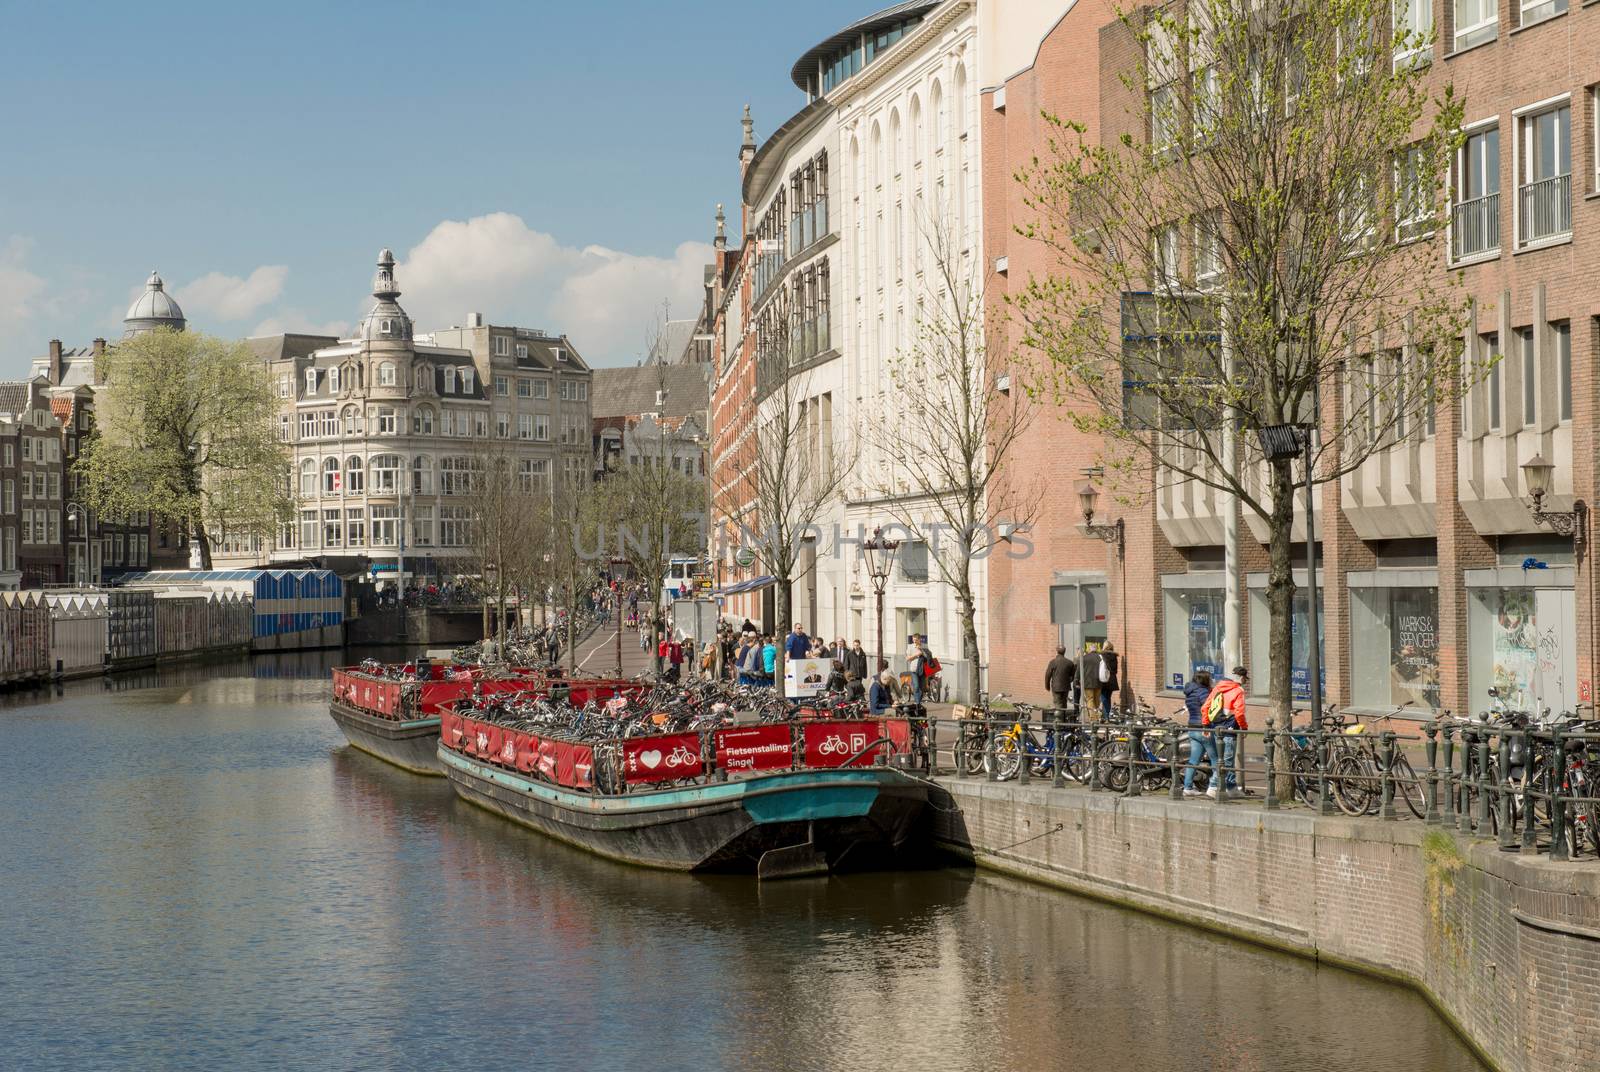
665, 744, 698, 768
817, 733, 869, 757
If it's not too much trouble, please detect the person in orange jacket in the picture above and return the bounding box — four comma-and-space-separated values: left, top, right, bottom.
1202, 666, 1250, 798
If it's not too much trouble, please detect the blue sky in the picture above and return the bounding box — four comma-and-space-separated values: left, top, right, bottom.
0, 0, 871, 374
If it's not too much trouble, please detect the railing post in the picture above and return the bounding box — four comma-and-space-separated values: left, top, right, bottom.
1053, 710, 1067, 789
1457, 728, 1475, 835
1521, 729, 1539, 855
1169, 726, 1185, 802
1475, 731, 1492, 833
1126, 724, 1143, 798
1264, 717, 1279, 810
1316, 725, 1335, 816
1088, 723, 1104, 792
1549, 723, 1569, 862
1018, 714, 1032, 786
985, 717, 997, 782
1380, 731, 1397, 820
1423, 719, 1440, 824
1441, 722, 1457, 827
1497, 728, 1516, 852
954, 716, 966, 779
925, 712, 937, 776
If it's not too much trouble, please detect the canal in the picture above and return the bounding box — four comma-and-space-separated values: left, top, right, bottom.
0, 655, 1487, 1071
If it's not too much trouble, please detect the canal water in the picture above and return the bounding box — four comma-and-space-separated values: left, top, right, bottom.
0, 656, 1487, 1072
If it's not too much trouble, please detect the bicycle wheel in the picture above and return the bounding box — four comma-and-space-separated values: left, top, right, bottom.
1063, 730, 1093, 784
1332, 754, 1375, 816
959, 728, 987, 775
985, 732, 1021, 781
1390, 753, 1426, 820
1099, 740, 1131, 792
1289, 753, 1319, 807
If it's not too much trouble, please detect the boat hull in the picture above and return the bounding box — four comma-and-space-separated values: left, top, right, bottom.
329, 701, 443, 776
441, 745, 931, 873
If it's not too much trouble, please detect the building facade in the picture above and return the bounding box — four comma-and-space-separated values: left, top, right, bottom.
0, 379, 67, 588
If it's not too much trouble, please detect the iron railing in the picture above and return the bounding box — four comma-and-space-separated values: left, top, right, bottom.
1518, 173, 1571, 247
1451, 192, 1499, 260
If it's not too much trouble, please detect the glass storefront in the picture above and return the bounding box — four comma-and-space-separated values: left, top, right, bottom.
1248, 586, 1324, 701
1468, 584, 1576, 716
1350, 584, 1440, 711
1163, 587, 1227, 689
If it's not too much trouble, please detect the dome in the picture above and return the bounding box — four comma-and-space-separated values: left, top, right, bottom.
361, 248, 412, 342
123, 271, 187, 337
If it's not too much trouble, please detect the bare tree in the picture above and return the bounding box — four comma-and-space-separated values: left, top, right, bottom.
874, 210, 1040, 700
1012, 0, 1473, 726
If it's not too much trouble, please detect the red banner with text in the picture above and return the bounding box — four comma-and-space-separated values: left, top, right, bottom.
622, 733, 704, 784
713, 724, 794, 773
803, 721, 881, 768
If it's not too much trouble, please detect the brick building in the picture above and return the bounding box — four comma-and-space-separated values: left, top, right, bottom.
982, 0, 1600, 723
0, 378, 66, 588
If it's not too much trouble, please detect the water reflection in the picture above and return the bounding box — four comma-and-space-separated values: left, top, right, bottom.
0, 666, 1484, 1072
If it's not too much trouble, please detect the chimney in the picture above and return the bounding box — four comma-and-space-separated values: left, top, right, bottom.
92, 338, 107, 385
467, 312, 484, 328
48, 340, 62, 385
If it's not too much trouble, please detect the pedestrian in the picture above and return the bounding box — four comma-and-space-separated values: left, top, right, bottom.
1201, 667, 1249, 798
1182, 670, 1218, 798
1044, 646, 1078, 714
785, 623, 810, 661
546, 631, 560, 666
908, 634, 934, 707
845, 670, 865, 702
761, 634, 778, 687
668, 637, 685, 683
869, 670, 895, 715
1097, 641, 1120, 718
844, 640, 868, 684
739, 637, 761, 686
1079, 645, 1103, 722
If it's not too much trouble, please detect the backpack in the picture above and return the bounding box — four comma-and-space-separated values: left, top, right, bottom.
1202, 687, 1232, 727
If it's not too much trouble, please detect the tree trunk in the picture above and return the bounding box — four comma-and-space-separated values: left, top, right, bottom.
956, 568, 980, 704
194, 521, 213, 570
1266, 455, 1299, 798
774, 578, 793, 693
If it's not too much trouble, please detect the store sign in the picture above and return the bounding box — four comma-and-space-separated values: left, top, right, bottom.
714, 724, 793, 773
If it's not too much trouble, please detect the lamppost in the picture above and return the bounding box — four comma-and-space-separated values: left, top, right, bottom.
862, 527, 899, 680
1521, 453, 1592, 708
1077, 475, 1127, 713
65, 503, 91, 586
483, 560, 499, 658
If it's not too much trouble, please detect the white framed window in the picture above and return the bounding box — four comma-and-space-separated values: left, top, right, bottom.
494, 375, 509, 396
377, 407, 397, 435
305, 368, 318, 395
342, 405, 360, 436
412, 455, 434, 495
300, 412, 317, 440
278, 374, 291, 398
1452, 122, 1501, 260
493, 335, 509, 357
413, 406, 434, 435
578, 382, 588, 402
378, 361, 396, 387
345, 455, 364, 494
1152, 222, 1180, 288
371, 454, 400, 493
516, 378, 531, 398
496, 413, 511, 438
515, 343, 528, 361
553, 347, 568, 363
534, 415, 550, 441
345, 508, 365, 548
1194, 213, 1222, 291
440, 410, 454, 437
328, 366, 340, 393
320, 410, 338, 438
1340, 172, 1376, 246
518, 414, 533, 439
462, 368, 476, 394
323, 457, 341, 494
1394, 145, 1433, 241
371, 506, 399, 547
474, 415, 487, 437
412, 506, 434, 547
1516, 101, 1571, 248
1393, 0, 1433, 66
534, 379, 549, 399
322, 508, 342, 548
1519, 0, 1567, 28
1454, 0, 1497, 50
559, 380, 571, 401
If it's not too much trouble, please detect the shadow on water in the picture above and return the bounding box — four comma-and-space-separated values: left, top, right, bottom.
0, 662, 1487, 1072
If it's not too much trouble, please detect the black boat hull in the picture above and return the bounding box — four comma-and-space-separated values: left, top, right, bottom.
440, 745, 931, 873
329, 702, 443, 776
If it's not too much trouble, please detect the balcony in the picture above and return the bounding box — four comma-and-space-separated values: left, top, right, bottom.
1517, 173, 1571, 248
1451, 192, 1499, 261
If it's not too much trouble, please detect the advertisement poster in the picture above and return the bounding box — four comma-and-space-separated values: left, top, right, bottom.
1491, 588, 1539, 711
1389, 589, 1440, 709
784, 658, 831, 699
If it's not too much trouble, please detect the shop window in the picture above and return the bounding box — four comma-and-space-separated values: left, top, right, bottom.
1247, 585, 1324, 701
1350, 584, 1440, 710
1469, 585, 1576, 714
1163, 586, 1228, 688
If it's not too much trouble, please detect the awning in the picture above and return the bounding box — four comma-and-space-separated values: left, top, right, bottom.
716, 575, 777, 596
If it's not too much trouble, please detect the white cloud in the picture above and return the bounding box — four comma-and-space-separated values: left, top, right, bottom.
181, 265, 288, 321
0, 237, 51, 337
397, 213, 712, 366
250, 311, 351, 339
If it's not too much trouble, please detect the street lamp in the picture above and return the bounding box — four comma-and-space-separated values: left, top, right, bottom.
1259, 423, 1321, 726
1522, 453, 1588, 544
862, 527, 899, 680
65, 503, 91, 586
1076, 478, 1125, 555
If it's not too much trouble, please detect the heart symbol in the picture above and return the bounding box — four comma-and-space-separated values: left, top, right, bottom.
640, 749, 662, 769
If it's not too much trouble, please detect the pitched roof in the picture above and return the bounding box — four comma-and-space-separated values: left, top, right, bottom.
49, 396, 74, 423
0, 381, 30, 419
590, 363, 710, 421
246, 334, 342, 362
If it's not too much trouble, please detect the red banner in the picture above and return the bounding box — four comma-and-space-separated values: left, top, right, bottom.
884, 718, 911, 755
557, 742, 595, 790
622, 733, 704, 784
803, 721, 881, 768
441, 710, 464, 749
714, 724, 794, 774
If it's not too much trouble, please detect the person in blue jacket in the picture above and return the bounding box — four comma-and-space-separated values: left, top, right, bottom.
1182, 669, 1217, 798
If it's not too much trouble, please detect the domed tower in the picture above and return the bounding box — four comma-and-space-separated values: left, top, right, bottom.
360, 249, 413, 344
123, 271, 187, 337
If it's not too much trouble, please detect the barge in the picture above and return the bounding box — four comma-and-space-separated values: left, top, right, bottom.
439, 710, 931, 877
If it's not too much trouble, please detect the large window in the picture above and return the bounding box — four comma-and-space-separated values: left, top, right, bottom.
1518, 103, 1571, 247
1469, 584, 1576, 714
412, 506, 433, 547
439, 457, 479, 495
898, 539, 929, 583
1454, 0, 1497, 50
1394, 0, 1433, 65
371, 506, 399, 547
345, 455, 364, 494
322, 508, 343, 548
300, 510, 317, 548
371, 454, 400, 493
1394, 145, 1433, 241
412, 456, 433, 495
345, 508, 366, 548
322, 457, 340, 495
1452, 124, 1500, 260
1248, 584, 1324, 700
1350, 582, 1440, 710
1520, 0, 1567, 27
1164, 586, 1227, 688
299, 459, 317, 498
440, 506, 474, 547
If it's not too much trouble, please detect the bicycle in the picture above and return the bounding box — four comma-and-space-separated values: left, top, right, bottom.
1327, 703, 1426, 819
984, 703, 1092, 782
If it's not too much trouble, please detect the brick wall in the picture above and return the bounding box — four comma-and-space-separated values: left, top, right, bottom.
936, 779, 1600, 1072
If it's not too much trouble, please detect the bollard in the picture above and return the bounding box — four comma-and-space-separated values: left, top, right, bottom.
985, 718, 998, 782
1497, 730, 1516, 852
1169, 726, 1185, 802
1521, 730, 1539, 856
1457, 728, 1475, 835
1549, 723, 1570, 862
1423, 720, 1440, 824
1316, 726, 1335, 816
1475, 731, 1492, 833
1380, 732, 1397, 820
1126, 725, 1143, 798
1264, 718, 1279, 810
925, 714, 937, 777
1441, 723, 1457, 826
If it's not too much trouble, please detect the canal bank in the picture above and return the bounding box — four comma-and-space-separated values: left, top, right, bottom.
931, 779, 1599, 1072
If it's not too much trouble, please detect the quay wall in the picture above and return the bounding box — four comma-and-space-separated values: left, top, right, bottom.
932, 780, 1600, 1072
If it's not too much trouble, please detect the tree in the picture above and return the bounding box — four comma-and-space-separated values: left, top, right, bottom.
77, 329, 291, 569
455, 436, 544, 656
1012, 0, 1474, 728
874, 211, 1040, 701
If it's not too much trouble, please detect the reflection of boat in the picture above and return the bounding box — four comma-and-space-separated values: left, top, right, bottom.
439, 711, 931, 877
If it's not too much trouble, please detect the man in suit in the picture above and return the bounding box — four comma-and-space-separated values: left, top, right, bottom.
1045, 646, 1078, 714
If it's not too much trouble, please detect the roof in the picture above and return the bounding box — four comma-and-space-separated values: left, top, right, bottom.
590, 364, 711, 421
0, 381, 29, 418
125, 271, 185, 325
789, 0, 941, 91
246, 334, 343, 362
49, 397, 74, 423
649, 320, 698, 365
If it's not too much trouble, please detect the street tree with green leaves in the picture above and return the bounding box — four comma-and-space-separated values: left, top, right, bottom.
77, 329, 291, 569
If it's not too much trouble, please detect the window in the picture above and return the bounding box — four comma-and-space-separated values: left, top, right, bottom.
496, 413, 511, 438
1518, 104, 1571, 247
299, 459, 317, 497
440, 457, 480, 495
1483, 334, 1502, 431
1452, 124, 1500, 259
342, 405, 361, 436
345, 508, 366, 548
440, 410, 454, 437
475, 415, 487, 438
516, 378, 531, 398
300, 412, 317, 440
578, 382, 588, 402
1194, 213, 1222, 290
1249, 584, 1324, 699
1454, 0, 1496, 50
495, 375, 509, 396
493, 335, 509, 357
371, 454, 400, 493
1340, 172, 1375, 246
20, 472, 31, 499
412, 506, 433, 547
412, 455, 434, 495
345, 455, 364, 494
516, 344, 528, 361
1394, 0, 1433, 65
323, 457, 341, 494
319, 410, 338, 438
461, 368, 476, 394
371, 506, 399, 547
440, 506, 474, 547
1, 480, 10, 513
559, 380, 570, 401
377, 407, 397, 435
899, 539, 929, 583
553, 348, 567, 363
328, 366, 340, 393
532, 378, 550, 399
1351, 582, 1440, 709
414, 406, 434, 435
278, 414, 291, 442
1469, 584, 1575, 715
305, 368, 318, 395
1394, 145, 1432, 241
1555, 322, 1571, 420
1520, 0, 1567, 27
1152, 223, 1180, 288
534, 415, 550, 441
277, 374, 291, 398
518, 413, 533, 439
322, 509, 343, 547
1516, 327, 1536, 427
379, 362, 396, 387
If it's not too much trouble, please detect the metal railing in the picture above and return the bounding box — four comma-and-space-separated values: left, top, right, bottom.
1451, 192, 1499, 260
922, 706, 1600, 863
1518, 174, 1571, 247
